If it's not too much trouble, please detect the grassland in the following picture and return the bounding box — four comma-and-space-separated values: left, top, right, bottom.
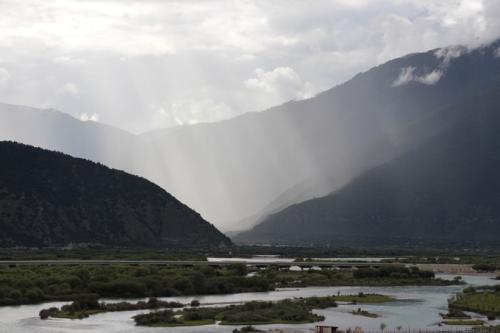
442, 320, 484, 326
334, 293, 394, 303
449, 285, 500, 319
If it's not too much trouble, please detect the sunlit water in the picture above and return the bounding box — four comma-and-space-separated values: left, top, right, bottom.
207, 257, 403, 263
0, 275, 497, 333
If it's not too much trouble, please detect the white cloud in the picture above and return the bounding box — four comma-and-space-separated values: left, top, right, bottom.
76, 112, 99, 122
417, 70, 443, 85
0, 1, 500, 132
392, 66, 416, 87
149, 99, 233, 128
52, 56, 86, 66
393, 45, 467, 87
0, 67, 10, 87
417, 69, 443, 85
393, 66, 444, 87
495, 47, 500, 58
57, 83, 80, 97
435, 45, 466, 66
244, 67, 314, 101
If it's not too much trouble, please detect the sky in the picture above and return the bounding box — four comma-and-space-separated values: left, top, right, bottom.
0, 0, 499, 133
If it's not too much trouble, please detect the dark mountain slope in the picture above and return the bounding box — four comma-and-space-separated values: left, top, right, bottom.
0, 141, 230, 248
235, 88, 500, 247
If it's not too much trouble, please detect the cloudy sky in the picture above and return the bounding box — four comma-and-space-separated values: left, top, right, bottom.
0, 0, 499, 133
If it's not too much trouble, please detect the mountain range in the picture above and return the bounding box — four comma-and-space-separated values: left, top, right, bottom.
2, 39, 500, 247
235, 88, 500, 246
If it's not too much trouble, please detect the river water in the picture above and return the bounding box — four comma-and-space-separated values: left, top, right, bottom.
206, 257, 402, 263
0, 275, 497, 333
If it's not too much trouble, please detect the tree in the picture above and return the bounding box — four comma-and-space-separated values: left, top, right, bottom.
228, 264, 248, 276
191, 272, 207, 294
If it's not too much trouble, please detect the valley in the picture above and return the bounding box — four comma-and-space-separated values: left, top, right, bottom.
0, 253, 498, 332
2, 6, 500, 332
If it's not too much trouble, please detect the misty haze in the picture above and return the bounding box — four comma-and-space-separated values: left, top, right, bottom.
1, 1, 500, 333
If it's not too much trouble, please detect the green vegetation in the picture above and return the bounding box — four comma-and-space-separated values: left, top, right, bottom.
449, 285, 500, 319
472, 264, 498, 272
333, 293, 394, 304
0, 141, 230, 249
218, 245, 500, 260
232, 326, 263, 333
263, 265, 456, 288
0, 264, 270, 306
134, 296, 339, 326
0, 263, 447, 306
0, 249, 206, 261
351, 308, 379, 318
391, 255, 500, 265
442, 320, 484, 326
440, 308, 471, 320
39, 296, 183, 319
134, 308, 216, 327
0, 263, 451, 306
3, 246, 500, 264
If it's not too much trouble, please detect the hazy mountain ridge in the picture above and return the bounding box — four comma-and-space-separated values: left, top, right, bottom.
0, 103, 164, 180
2, 40, 500, 232
140, 40, 500, 229
0, 141, 230, 248
235, 87, 500, 246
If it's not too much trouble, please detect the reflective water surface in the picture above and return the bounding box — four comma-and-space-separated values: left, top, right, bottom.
0, 274, 497, 333
207, 257, 404, 263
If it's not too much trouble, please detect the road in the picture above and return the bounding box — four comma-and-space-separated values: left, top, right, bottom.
0, 259, 396, 268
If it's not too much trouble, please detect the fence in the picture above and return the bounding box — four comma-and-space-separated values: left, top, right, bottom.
349, 329, 500, 333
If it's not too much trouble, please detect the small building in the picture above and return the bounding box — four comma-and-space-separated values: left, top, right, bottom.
316, 325, 338, 333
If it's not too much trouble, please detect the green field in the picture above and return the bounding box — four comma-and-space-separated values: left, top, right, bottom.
442, 320, 484, 326
334, 293, 394, 303
449, 285, 500, 318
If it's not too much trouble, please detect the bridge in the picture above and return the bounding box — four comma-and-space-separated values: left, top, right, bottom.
0, 260, 401, 269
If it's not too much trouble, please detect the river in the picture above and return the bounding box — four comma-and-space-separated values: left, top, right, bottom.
0, 275, 497, 333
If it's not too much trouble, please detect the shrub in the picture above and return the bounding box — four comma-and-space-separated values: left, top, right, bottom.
8, 289, 22, 300
39, 307, 59, 319
473, 264, 497, 272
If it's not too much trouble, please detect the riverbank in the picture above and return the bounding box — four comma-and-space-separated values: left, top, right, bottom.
0, 274, 496, 333
0, 264, 454, 306
38, 293, 394, 321
449, 285, 500, 318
